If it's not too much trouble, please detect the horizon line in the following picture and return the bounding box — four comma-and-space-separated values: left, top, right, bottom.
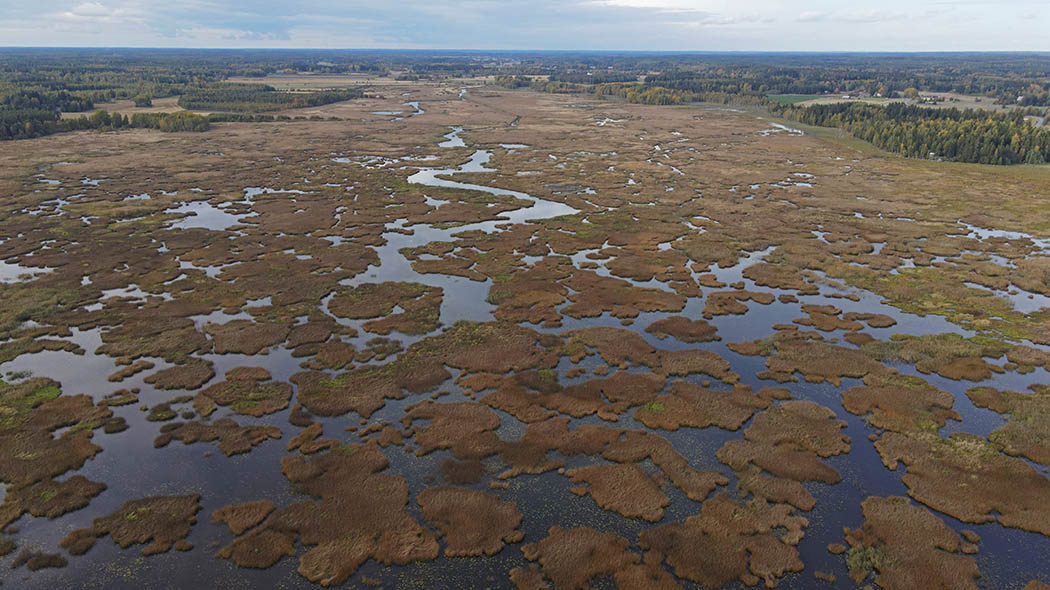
2, 47, 1050, 55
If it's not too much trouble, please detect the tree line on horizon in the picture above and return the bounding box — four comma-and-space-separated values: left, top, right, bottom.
494, 74, 1049, 166
0, 109, 211, 140
774, 102, 1050, 165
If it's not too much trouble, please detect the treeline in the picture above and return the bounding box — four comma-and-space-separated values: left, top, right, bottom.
776, 102, 1050, 165
549, 71, 639, 84
595, 83, 690, 105
177, 84, 364, 112
495, 75, 686, 103
206, 113, 338, 122
594, 83, 773, 107
643, 56, 1050, 105
1, 110, 210, 140
1010, 85, 1050, 107
493, 76, 583, 94
0, 51, 377, 140
494, 76, 772, 107
1, 90, 94, 113
5, 48, 1050, 107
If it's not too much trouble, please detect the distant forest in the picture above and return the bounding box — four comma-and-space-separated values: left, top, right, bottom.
2, 49, 1050, 164
177, 85, 363, 112
0, 49, 376, 140
774, 102, 1050, 165
489, 53, 1050, 166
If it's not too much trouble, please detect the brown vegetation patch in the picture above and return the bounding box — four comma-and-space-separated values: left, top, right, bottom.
566, 463, 669, 521
287, 315, 342, 349
966, 386, 1050, 464
603, 431, 727, 501
295, 322, 554, 419
356, 337, 402, 363
734, 331, 884, 385
1005, 345, 1050, 373
211, 500, 276, 535
287, 422, 339, 454
563, 326, 657, 368
418, 486, 524, 556
0, 476, 107, 529
154, 419, 281, 456
635, 382, 787, 432
194, 367, 292, 417
299, 340, 357, 370
521, 526, 640, 590
843, 371, 960, 433
292, 357, 447, 419
717, 401, 850, 484
542, 371, 666, 420
845, 332, 876, 347
363, 287, 442, 336
842, 496, 979, 589
220, 442, 438, 586
144, 358, 215, 390
0, 379, 111, 488
862, 333, 1008, 381
843, 312, 897, 329
737, 467, 816, 512
11, 550, 67, 570
743, 262, 819, 295
794, 304, 864, 332
107, 359, 155, 382
510, 565, 551, 590
702, 290, 775, 319
97, 316, 208, 362
641, 492, 806, 588
328, 282, 443, 335
402, 401, 501, 459
646, 316, 719, 342
218, 528, 296, 569
656, 348, 739, 383
423, 321, 560, 374
61, 494, 200, 556
206, 320, 291, 355
562, 270, 686, 319
876, 431, 1050, 535
488, 258, 571, 328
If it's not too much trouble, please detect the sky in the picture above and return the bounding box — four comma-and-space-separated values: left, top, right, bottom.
0, 0, 1047, 51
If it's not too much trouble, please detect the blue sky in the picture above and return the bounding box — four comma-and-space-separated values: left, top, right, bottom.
1, 1, 1047, 51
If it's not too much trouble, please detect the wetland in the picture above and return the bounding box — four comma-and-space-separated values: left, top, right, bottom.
2, 72, 1050, 590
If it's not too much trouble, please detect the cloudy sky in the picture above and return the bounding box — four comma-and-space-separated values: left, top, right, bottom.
0, 0, 1046, 51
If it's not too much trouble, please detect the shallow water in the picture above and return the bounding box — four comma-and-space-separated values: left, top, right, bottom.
165, 201, 255, 231
5, 122, 1050, 590
0, 260, 54, 283
338, 135, 578, 328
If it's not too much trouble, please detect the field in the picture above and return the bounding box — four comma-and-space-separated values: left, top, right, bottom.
226, 73, 379, 90
3, 76, 1050, 590
769, 94, 825, 105
789, 91, 1017, 112
59, 96, 188, 119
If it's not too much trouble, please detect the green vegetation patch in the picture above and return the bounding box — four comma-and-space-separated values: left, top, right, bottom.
769, 94, 824, 105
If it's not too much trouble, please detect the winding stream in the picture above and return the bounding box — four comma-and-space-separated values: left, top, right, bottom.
337, 126, 578, 327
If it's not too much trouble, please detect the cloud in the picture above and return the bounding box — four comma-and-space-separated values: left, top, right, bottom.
590, 0, 705, 10
174, 26, 290, 42
70, 2, 110, 17
3, 0, 1048, 50
796, 11, 827, 22
795, 9, 906, 24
